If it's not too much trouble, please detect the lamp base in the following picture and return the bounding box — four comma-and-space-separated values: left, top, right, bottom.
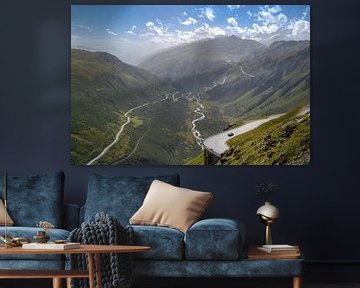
265, 223, 272, 245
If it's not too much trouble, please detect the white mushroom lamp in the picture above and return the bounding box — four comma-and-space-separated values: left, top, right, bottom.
257, 201, 280, 245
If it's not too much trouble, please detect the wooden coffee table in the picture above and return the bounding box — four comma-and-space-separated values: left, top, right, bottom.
0, 244, 150, 288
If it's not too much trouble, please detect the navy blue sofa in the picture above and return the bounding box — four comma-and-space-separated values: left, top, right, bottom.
81, 173, 304, 282
0, 171, 303, 287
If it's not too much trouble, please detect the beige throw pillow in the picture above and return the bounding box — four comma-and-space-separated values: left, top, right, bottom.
0, 199, 14, 226
130, 180, 213, 233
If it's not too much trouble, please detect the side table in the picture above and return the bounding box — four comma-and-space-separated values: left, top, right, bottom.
247, 245, 303, 288
0, 244, 150, 288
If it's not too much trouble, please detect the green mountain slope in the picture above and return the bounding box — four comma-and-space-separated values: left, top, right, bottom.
219, 107, 310, 165
208, 40, 310, 119
71, 49, 178, 165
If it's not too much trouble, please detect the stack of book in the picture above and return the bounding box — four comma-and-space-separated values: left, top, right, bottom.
257, 244, 299, 254
248, 244, 300, 259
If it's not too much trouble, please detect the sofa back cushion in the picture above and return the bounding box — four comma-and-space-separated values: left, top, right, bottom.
0, 171, 64, 227
84, 173, 180, 225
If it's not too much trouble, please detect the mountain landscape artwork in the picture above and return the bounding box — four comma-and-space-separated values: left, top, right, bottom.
71, 5, 310, 165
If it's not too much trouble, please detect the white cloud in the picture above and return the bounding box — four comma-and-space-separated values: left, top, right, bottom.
200, 8, 215, 22
256, 5, 287, 26
156, 18, 163, 26
205, 8, 215, 21
180, 17, 198, 26
268, 5, 282, 14
73, 24, 93, 32
227, 5, 241, 11
145, 21, 164, 36
302, 7, 310, 20
233, 4, 290, 43
250, 23, 280, 34
227, 17, 238, 26
174, 23, 226, 43
226, 26, 246, 34
79, 24, 92, 31
195, 23, 225, 37
106, 29, 117, 36
182, 11, 187, 16
127, 25, 137, 35
277, 13, 288, 25
288, 19, 310, 39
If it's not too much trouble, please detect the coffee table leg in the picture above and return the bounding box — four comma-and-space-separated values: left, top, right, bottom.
52, 278, 62, 288
88, 253, 95, 288
293, 276, 302, 288
95, 253, 102, 288
66, 277, 72, 288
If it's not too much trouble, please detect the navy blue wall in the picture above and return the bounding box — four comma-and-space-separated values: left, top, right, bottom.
0, 0, 359, 263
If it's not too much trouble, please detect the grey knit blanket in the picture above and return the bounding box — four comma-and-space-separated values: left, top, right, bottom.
68, 212, 134, 288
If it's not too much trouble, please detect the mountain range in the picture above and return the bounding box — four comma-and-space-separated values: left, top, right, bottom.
71, 35, 310, 165
139, 36, 266, 90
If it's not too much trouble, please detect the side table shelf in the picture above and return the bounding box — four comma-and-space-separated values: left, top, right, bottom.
247, 245, 303, 288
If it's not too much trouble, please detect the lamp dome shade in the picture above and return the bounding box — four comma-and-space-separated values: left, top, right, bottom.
256, 202, 280, 220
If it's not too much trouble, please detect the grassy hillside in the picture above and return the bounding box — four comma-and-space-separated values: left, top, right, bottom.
219, 107, 310, 165
71, 49, 176, 165
187, 106, 310, 165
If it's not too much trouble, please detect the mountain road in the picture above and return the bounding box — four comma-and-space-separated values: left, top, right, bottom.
203, 114, 285, 156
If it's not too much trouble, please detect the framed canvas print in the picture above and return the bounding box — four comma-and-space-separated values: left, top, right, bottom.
71, 4, 310, 166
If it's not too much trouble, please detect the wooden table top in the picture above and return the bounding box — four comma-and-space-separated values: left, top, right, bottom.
0, 245, 150, 255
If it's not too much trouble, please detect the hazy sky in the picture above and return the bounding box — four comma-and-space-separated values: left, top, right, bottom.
71, 5, 310, 65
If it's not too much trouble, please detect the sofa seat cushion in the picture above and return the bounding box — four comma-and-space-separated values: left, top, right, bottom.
84, 174, 180, 226
185, 218, 245, 260
130, 225, 184, 260
0, 227, 70, 261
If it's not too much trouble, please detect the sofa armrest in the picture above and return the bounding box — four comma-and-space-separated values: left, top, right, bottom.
184, 218, 245, 260
63, 204, 80, 231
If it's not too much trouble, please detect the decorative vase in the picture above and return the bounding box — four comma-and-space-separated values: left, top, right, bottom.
33, 231, 50, 243
256, 201, 280, 245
